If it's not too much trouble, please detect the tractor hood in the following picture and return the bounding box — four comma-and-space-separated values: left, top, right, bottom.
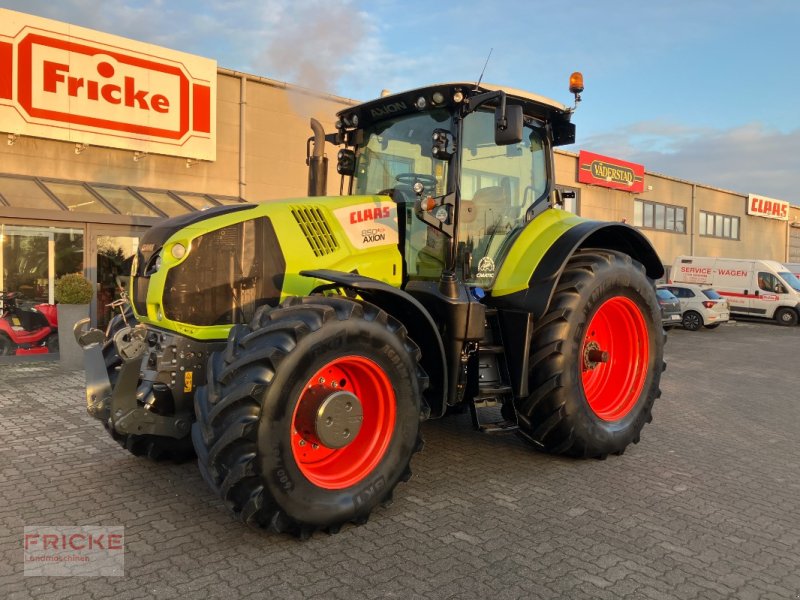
130, 196, 403, 340
135, 204, 254, 276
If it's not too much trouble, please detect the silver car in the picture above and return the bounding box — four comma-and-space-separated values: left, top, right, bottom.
658, 283, 730, 331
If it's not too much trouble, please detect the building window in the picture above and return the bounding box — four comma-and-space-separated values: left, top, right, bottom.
633, 200, 685, 233
699, 210, 740, 240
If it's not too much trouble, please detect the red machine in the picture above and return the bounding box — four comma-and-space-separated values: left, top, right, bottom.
0, 291, 58, 355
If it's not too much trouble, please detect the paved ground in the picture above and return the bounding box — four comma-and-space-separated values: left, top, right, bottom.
1, 320, 799, 599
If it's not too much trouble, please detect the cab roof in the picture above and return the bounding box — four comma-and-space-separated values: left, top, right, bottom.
337, 82, 575, 146
339, 82, 571, 121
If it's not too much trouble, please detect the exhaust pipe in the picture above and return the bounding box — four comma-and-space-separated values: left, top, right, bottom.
307, 118, 328, 197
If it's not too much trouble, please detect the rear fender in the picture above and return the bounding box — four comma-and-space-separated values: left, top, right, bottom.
492, 211, 663, 320
491, 213, 663, 397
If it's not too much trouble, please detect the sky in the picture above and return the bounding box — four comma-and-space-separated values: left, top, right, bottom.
3, 0, 800, 204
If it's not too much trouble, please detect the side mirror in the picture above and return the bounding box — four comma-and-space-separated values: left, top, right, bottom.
495, 104, 523, 145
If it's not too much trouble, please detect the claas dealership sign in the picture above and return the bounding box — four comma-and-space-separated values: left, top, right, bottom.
747, 194, 789, 221
0, 8, 216, 160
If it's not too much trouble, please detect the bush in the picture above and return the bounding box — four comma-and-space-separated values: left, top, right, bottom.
55, 273, 93, 304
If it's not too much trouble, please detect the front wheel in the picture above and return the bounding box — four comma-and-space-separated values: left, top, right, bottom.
192, 296, 427, 537
775, 307, 798, 326
516, 249, 664, 458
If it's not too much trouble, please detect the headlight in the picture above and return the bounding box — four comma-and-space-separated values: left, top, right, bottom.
145, 250, 162, 276
171, 243, 187, 260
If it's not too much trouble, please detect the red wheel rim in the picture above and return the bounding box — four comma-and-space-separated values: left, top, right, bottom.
291, 355, 396, 490
581, 296, 649, 421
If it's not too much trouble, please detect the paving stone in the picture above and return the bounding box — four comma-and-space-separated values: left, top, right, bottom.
1, 322, 799, 599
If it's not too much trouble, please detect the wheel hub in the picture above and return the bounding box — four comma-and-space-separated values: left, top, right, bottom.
583, 341, 609, 370
295, 386, 363, 449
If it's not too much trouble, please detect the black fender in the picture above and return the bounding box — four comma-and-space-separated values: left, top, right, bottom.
492, 221, 663, 321
300, 269, 447, 419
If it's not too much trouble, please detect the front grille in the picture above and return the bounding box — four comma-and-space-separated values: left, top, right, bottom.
291, 206, 338, 256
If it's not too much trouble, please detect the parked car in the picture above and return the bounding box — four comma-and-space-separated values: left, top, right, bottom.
658, 283, 730, 331
656, 288, 682, 328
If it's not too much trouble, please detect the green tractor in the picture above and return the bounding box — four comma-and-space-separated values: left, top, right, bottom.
75, 75, 665, 537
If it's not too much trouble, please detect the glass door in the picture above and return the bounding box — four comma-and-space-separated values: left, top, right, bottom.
87, 225, 146, 330
0, 225, 53, 305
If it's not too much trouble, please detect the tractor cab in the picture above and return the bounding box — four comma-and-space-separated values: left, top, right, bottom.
309, 81, 580, 289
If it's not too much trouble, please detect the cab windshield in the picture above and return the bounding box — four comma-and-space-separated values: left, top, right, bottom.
353, 109, 451, 198
353, 109, 452, 280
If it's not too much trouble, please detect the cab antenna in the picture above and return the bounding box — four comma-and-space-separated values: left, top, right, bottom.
475, 48, 493, 89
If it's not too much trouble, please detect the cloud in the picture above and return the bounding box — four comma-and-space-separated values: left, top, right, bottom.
249, 1, 357, 94
2, 0, 433, 101
1, 0, 246, 59
578, 122, 800, 204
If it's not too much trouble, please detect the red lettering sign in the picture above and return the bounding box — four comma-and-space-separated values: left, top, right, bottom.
16, 34, 193, 139
747, 194, 789, 221
350, 206, 391, 224
680, 266, 711, 275
0, 9, 216, 160
578, 151, 645, 193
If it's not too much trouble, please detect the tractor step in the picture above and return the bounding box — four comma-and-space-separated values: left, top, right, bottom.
477, 419, 519, 434
476, 384, 512, 401
469, 401, 519, 434
469, 307, 518, 434
479, 344, 505, 354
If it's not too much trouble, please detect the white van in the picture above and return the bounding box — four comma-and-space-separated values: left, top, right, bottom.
784, 263, 800, 278
671, 256, 800, 326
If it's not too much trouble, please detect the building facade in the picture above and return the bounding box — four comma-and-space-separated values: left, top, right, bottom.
554, 151, 800, 280
1, 8, 797, 362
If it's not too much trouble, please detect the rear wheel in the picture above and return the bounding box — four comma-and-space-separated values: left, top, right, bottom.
192, 296, 427, 537
516, 249, 664, 458
103, 310, 194, 461
775, 307, 798, 326
682, 310, 703, 331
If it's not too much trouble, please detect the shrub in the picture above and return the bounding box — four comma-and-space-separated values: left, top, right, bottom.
55, 273, 93, 304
